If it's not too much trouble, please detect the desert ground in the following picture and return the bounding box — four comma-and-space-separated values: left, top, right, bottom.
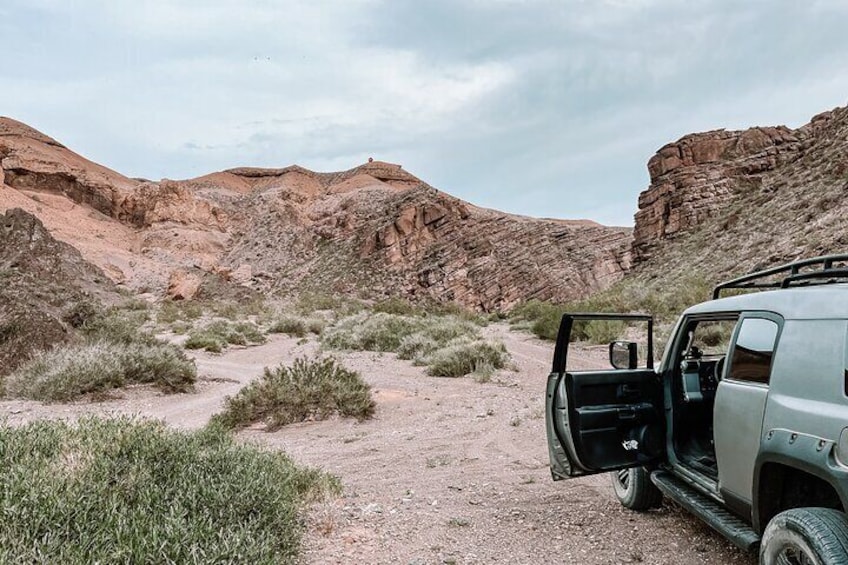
1, 324, 754, 565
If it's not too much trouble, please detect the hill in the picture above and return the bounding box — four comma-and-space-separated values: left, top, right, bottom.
629, 104, 848, 291
0, 208, 118, 375
0, 118, 632, 310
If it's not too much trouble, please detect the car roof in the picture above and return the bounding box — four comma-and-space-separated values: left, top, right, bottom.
684, 283, 848, 320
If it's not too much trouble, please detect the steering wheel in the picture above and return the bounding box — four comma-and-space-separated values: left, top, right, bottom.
713, 356, 726, 382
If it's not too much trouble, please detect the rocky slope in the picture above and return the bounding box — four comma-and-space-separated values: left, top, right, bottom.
0, 118, 632, 310
631, 104, 848, 282
0, 208, 117, 375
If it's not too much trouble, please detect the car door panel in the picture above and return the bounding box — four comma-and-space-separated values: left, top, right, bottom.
548, 368, 662, 477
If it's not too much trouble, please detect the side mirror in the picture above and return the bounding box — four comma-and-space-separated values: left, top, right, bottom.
609, 341, 638, 370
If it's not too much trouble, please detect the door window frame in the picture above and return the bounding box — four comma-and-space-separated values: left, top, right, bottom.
722, 311, 784, 388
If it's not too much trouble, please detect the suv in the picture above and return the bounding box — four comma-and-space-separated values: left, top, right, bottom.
545, 255, 848, 564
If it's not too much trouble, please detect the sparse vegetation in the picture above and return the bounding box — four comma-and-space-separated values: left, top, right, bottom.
184, 320, 267, 352
321, 311, 508, 378
295, 292, 365, 318
510, 274, 715, 344
0, 417, 338, 564
213, 357, 375, 430
4, 340, 196, 401
269, 315, 325, 337
424, 339, 509, 378
157, 299, 204, 325
2, 301, 196, 401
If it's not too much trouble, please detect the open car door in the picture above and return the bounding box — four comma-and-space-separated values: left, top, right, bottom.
546, 313, 664, 480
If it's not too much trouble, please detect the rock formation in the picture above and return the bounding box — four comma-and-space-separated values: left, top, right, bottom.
633, 126, 809, 261
631, 104, 848, 278
0, 117, 632, 310
0, 208, 117, 375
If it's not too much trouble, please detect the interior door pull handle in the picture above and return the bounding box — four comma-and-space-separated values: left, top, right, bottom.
618, 384, 639, 398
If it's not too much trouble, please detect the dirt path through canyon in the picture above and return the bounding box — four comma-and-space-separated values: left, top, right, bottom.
1, 325, 754, 564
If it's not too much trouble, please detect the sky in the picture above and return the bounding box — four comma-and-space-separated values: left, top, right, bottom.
2, 0, 848, 226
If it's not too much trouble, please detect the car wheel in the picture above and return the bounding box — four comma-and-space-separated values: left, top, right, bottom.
610, 467, 662, 511
760, 508, 848, 565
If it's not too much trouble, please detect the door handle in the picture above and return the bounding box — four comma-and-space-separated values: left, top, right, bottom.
617, 383, 640, 399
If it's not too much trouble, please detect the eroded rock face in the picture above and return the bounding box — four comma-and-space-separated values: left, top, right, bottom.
0, 208, 117, 374
167, 269, 202, 300
0, 117, 138, 218
633, 125, 810, 261
0, 119, 633, 309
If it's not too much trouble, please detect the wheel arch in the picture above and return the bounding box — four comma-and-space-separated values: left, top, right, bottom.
754, 455, 846, 533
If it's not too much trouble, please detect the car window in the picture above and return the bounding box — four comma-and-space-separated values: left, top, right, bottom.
728, 318, 779, 384
687, 319, 737, 357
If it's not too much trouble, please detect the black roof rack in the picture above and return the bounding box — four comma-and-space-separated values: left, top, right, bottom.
712, 254, 848, 299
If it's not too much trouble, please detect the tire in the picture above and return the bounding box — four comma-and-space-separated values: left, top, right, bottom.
760, 508, 848, 565
610, 467, 663, 511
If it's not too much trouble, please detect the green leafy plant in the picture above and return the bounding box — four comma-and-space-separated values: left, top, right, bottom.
213, 357, 375, 430
0, 417, 338, 564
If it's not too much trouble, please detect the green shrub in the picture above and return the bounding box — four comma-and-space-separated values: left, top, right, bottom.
510, 274, 716, 342
322, 311, 509, 378
471, 359, 496, 383
213, 357, 375, 430
584, 320, 627, 344
396, 333, 438, 362
63, 300, 100, 329
305, 317, 326, 335
210, 298, 269, 320
116, 297, 152, 311
157, 300, 204, 325
421, 317, 479, 343
321, 312, 424, 352
183, 333, 224, 353
424, 340, 509, 378
5, 341, 196, 401
82, 307, 158, 346
295, 293, 364, 317
372, 297, 421, 316
0, 417, 338, 564
184, 320, 266, 352
269, 316, 307, 337
268, 316, 326, 338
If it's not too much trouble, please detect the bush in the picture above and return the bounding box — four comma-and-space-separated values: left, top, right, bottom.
268, 316, 325, 338
322, 311, 509, 378
0, 417, 338, 564
584, 320, 627, 344
424, 340, 509, 378
184, 320, 267, 352
372, 297, 421, 316
321, 312, 425, 352
213, 357, 375, 430
82, 307, 158, 346
209, 298, 269, 320
295, 293, 364, 317
4, 341, 196, 401
510, 273, 716, 343
396, 333, 438, 362
157, 300, 204, 325
269, 316, 307, 337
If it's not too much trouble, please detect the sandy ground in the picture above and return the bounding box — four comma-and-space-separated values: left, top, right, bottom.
0, 324, 755, 565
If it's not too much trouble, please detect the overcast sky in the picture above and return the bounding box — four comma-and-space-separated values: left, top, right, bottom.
2, 0, 848, 226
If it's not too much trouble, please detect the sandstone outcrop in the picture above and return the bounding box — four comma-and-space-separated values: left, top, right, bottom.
0, 119, 633, 309
631, 104, 848, 281
0, 117, 138, 217
0, 208, 118, 374
633, 126, 809, 261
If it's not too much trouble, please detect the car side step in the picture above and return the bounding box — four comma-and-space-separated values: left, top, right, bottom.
650, 471, 760, 553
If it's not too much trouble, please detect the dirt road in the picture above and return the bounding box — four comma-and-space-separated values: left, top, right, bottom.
1, 325, 755, 564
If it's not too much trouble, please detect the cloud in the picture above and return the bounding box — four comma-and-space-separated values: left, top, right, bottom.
1, 0, 847, 225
